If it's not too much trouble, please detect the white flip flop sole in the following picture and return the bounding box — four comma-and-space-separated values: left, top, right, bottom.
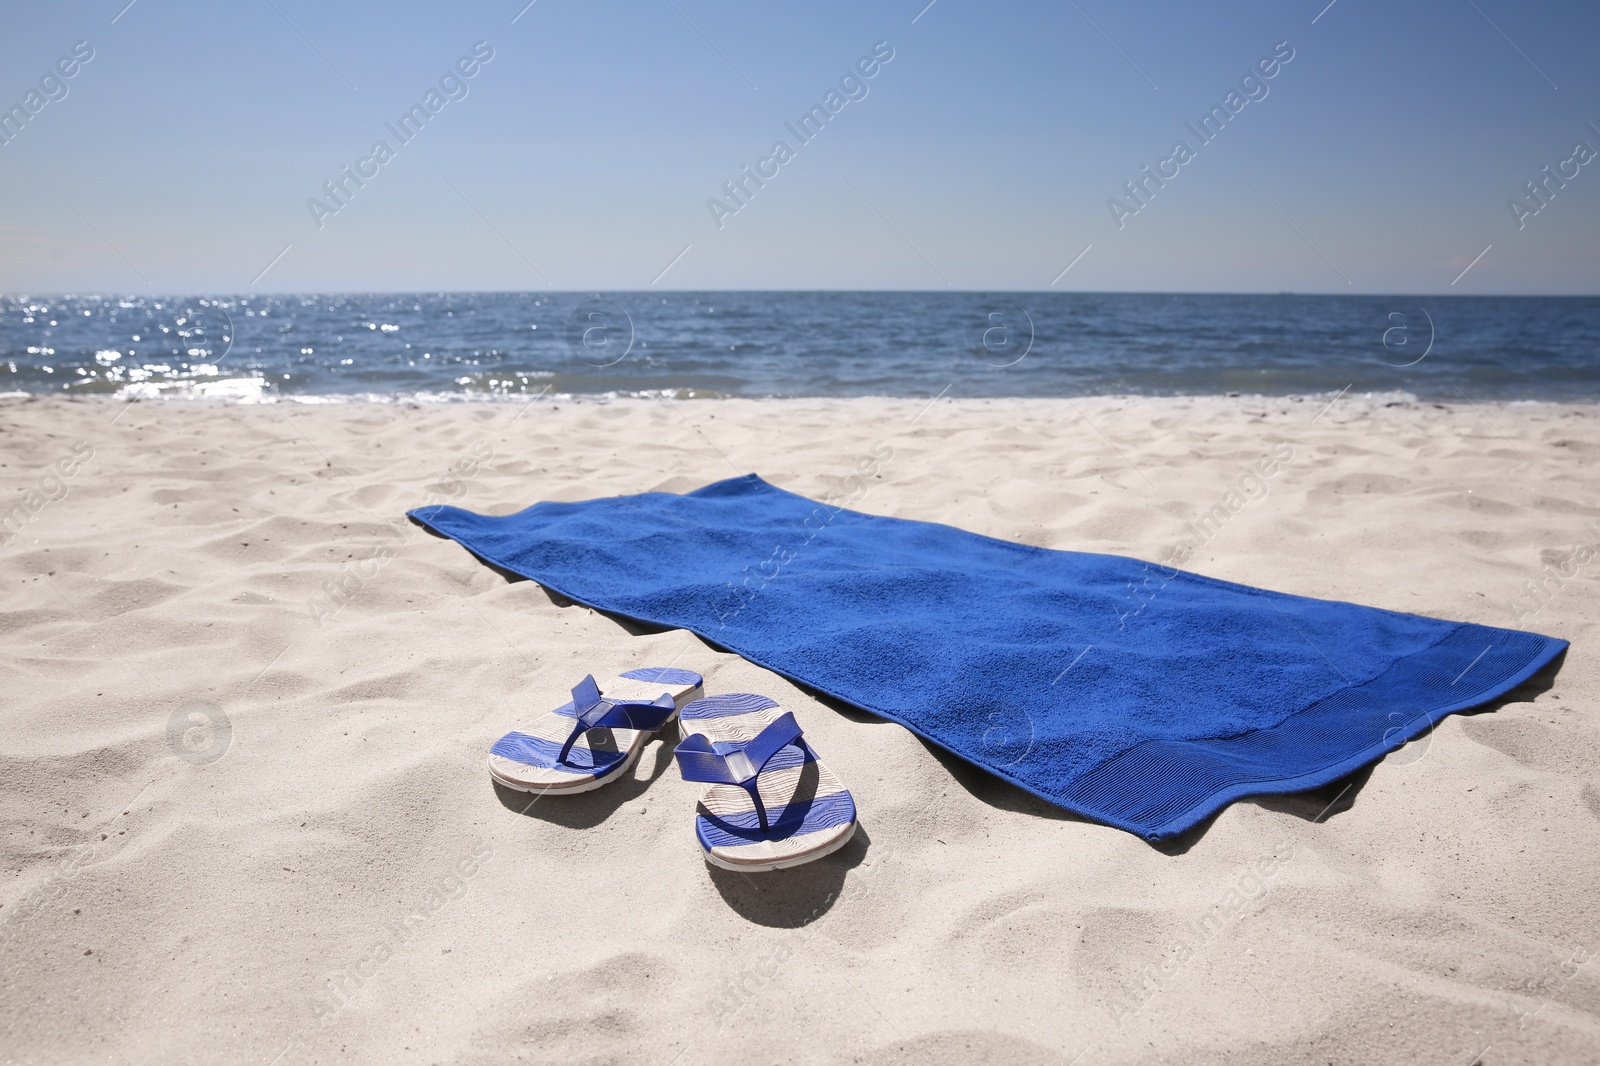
488, 668, 703, 794
678, 693, 859, 872
699, 818, 859, 872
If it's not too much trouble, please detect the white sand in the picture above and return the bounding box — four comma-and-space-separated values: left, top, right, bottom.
2, 393, 1597, 1064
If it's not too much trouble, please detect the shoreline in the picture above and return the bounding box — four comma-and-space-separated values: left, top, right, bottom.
5, 388, 1600, 408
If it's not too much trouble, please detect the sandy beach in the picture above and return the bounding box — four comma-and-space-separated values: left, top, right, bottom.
2, 392, 1597, 1065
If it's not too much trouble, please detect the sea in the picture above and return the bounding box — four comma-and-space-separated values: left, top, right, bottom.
2, 292, 1597, 403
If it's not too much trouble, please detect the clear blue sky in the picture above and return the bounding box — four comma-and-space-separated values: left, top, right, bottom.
2, 0, 1596, 293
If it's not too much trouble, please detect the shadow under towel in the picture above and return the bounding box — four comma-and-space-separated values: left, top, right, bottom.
408, 474, 1566, 841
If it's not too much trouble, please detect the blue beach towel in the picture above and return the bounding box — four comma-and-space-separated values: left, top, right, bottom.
409, 475, 1566, 841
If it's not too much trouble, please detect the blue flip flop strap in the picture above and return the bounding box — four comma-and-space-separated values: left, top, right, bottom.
555, 674, 676, 768
674, 712, 804, 831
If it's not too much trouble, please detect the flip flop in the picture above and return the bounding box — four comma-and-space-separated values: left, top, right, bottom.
673, 693, 858, 871
488, 668, 704, 794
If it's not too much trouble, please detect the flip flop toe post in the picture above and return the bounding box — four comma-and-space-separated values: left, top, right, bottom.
489, 667, 704, 794
674, 693, 858, 871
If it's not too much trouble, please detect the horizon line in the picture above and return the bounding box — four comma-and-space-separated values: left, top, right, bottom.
5, 288, 1598, 299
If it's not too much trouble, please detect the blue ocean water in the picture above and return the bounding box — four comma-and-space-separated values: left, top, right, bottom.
2, 292, 1596, 402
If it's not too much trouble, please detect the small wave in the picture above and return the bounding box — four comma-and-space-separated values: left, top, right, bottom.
114, 376, 273, 403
